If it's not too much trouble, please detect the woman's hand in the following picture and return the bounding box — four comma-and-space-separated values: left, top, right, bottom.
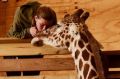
29, 27, 38, 37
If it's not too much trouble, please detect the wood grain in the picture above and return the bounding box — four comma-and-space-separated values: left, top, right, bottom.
0, 58, 74, 71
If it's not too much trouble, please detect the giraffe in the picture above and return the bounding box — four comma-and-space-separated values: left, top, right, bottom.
31, 9, 102, 79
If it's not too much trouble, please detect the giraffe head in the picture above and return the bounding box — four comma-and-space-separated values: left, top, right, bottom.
52, 9, 90, 48
59, 9, 89, 35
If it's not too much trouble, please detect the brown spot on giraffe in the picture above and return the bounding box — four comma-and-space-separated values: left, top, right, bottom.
80, 32, 88, 43
83, 64, 90, 79
86, 44, 92, 53
88, 69, 97, 79
55, 37, 58, 40
59, 32, 63, 36
65, 41, 70, 47
78, 40, 84, 48
79, 59, 83, 70
68, 35, 71, 39
91, 56, 96, 69
65, 35, 71, 40
82, 49, 90, 61
52, 34, 57, 37
66, 23, 69, 26
65, 35, 68, 40
75, 49, 80, 59
61, 34, 65, 38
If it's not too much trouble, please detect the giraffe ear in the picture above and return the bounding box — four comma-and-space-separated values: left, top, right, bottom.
80, 12, 90, 22
72, 9, 84, 17
64, 14, 70, 18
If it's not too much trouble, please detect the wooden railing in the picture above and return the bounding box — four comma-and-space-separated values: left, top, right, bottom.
0, 37, 75, 79
0, 37, 120, 79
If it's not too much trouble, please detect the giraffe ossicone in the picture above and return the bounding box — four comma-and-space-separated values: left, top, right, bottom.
31, 9, 100, 79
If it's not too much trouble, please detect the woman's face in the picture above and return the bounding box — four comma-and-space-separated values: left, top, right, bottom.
35, 16, 48, 32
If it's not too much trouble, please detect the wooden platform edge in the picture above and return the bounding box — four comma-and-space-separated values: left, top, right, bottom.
0, 75, 76, 79
0, 58, 75, 71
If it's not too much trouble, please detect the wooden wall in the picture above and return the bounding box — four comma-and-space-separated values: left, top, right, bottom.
0, 0, 120, 50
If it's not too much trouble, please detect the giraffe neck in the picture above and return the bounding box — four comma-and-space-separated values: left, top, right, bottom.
63, 32, 98, 79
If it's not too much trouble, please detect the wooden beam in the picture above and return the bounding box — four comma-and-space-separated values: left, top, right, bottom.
102, 50, 120, 55
0, 38, 31, 43
109, 68, 120, 71
0, 38, 70, 56
0, 58, 75, 71
0, 76, 44, 79
0, 44, 70, 56
0, 75, 76, 79
107, 72, 120, 79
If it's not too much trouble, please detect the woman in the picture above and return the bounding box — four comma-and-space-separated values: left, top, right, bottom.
8, 1, 57, 39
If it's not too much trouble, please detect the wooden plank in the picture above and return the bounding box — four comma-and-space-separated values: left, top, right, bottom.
109, 68, 120, 72
0, 38, 31, 43
43, 54, 72, 58
40, 70, 76, 75
0, 58, 75, 71
0, 38, 70, 56
40, 71, 76, 79
107, 72, 120, 79
0, 75, 75, 79
0, 76, 43, 79
0, 76, 42, 79
0, 43, 70, 56
102, 50, 120, 55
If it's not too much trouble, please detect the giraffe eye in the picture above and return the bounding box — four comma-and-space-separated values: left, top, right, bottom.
75, 32, 78, 35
